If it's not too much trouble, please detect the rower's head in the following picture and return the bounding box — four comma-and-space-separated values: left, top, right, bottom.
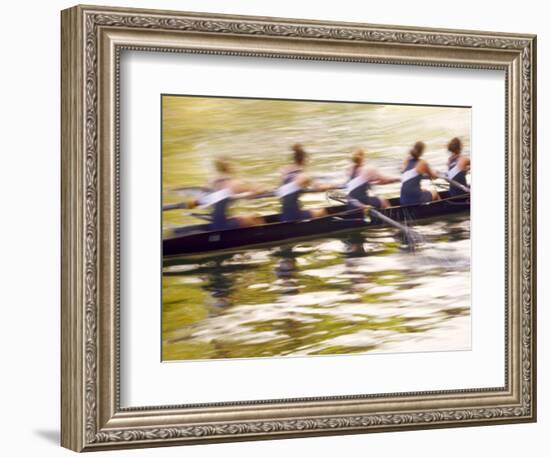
214, 157, 233, 174
352, 148, 365, 166
291, 144, 307, 166
447, 137, 462, 155
410, 141, 425, 159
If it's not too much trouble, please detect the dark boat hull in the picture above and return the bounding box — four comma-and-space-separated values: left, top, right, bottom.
163, 192, 469, 258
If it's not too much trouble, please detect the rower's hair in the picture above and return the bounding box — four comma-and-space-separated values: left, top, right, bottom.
352, 148, 365, 165
410, 141, 425, 159
448, 137, 462, 155
214, 157, 231, 174
292, 144, 307, 165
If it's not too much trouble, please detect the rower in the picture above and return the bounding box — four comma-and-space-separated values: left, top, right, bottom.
400, 141, 440, 205
346, 148, 399, 210
277, 144, 334, 223
198, 157, 265, 230
446, 137, 470, 196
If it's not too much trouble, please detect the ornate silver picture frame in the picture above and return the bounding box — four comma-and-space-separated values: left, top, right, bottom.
61, 4, 536, 451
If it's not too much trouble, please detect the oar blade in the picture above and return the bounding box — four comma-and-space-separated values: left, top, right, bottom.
366, 206, 419, 250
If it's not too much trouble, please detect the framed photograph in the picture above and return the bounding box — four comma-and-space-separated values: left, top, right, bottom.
61, 4, 537, 452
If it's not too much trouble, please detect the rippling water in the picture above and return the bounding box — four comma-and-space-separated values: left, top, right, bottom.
162, 96, 471, 361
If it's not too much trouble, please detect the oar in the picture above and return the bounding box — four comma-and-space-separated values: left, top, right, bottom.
163, 202, 189, 211
436, 173, 470, 193
163, 190, 276, 211
342, 196, 418, 247
163, 186, 344, 211
162, 192, 270, 211
174, 186, 211, 193
239, 186, 344, 201
366, 207, 418, 246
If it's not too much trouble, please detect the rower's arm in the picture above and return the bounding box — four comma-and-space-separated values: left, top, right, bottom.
309, 177, 339, 191
459, 156, 471, 172
364, 167, 399, 185
298, 173, 340, 191
231, 180, 269, 196
418, 160, 438, 180
312, 182, 339, 191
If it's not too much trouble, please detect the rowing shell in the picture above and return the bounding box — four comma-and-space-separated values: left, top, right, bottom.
163, 191, 469, 258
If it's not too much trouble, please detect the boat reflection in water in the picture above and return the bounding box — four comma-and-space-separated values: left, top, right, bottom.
342, 231, 368, 258
162, 214, 471, 361
199, 258, 236, 315
273, 246, 300, 295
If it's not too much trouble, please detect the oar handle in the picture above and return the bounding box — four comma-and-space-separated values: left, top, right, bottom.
162, 198, 199, 211
162, 202, 188, 211
436, 172, 470, 193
